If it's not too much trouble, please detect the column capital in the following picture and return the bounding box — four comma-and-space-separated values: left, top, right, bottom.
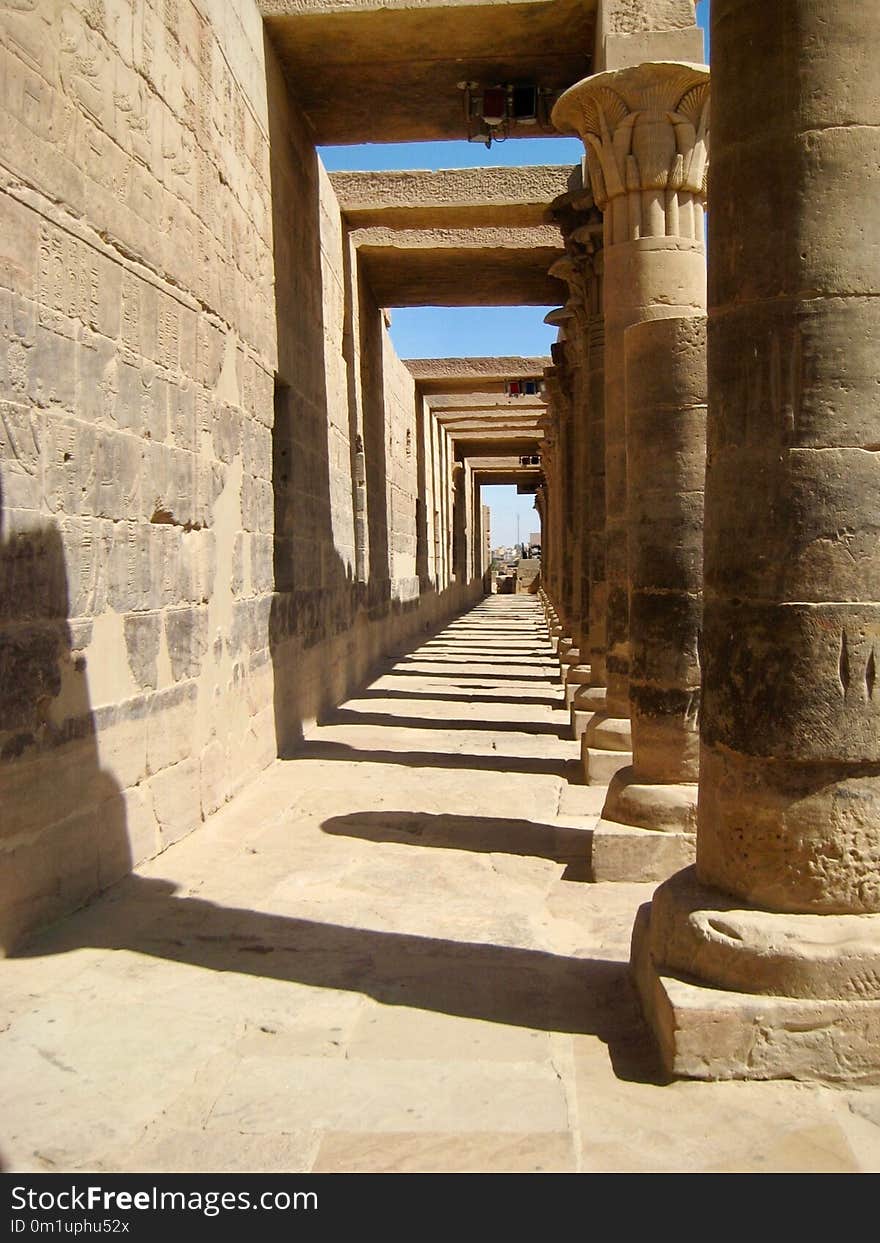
541, 364, 568, 414
537, 376, 559, 452
548, 187, 604, 325
552, 61, 709, 246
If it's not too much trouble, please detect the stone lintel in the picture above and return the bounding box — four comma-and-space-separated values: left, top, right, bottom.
351, 225, 563, 251
435, 410, 544, 423
472, 469, 543, 489
429, 392, 545, 411
356, 239, 566, 307
331, 166, 577, 230
468, 455, 539, 472
408, 358, 550, 391
448, 428, 543, 443
439, 422, 545, 439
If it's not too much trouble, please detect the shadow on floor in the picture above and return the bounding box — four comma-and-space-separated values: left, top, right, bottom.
14, 876, 664, 1083
320, 708, 569, 739
395, 656, 554, 668
420, 644, 548, 653
321, 809, 591, 864
353, 688, 564, 710
290, 738, 579, 779
379, 669, 553, 683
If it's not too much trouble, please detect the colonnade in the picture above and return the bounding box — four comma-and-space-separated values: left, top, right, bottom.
537, 0, 880, 1081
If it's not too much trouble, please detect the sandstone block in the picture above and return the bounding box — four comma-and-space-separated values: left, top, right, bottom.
149, 756, 202, 848
590, 821, 695, 883
146, 682, 197, 775
165, 605, 209, 682
123, 612, 161, 691
632, 902, 880, 1084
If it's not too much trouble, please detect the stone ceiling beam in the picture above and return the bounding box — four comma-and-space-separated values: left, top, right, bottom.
427, 392, 545, 412
448, 428, 544, 442
260, 0, 596, 144
438, 419, 544, 435
407, 357, 550, 392
331, 166, 576, 230
354, 228, 566, 306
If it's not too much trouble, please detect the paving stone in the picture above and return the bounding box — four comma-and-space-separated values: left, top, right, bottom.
2, 599, 880, 1171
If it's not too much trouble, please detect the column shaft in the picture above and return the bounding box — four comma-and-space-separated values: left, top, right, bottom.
586, 311, 607, 689
632, 1, 880, 1083
602, 237, 706, 717
627, 316, 705, 787
553, 61, 710, 782
699, 0, 880, 913
596, 315, 707, 858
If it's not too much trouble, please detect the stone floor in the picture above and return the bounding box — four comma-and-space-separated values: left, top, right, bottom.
3, 597, 880, 1174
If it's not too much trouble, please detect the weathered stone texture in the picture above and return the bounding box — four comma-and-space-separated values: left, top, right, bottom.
0, 0, 277, 952
633, 0, 880, 1082
597, 0, 703, 70
625, 315, 705, 787
697, 0, 880, 915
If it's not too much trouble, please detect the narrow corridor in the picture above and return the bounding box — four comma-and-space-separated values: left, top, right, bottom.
2, 599, 878, 1173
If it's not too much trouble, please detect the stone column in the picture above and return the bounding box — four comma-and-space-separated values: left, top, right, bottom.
537, 400, 562, 633
545, 327, 582, 675
553, 60, 709, 785
592, 314, 706, 880
564, 325, 592, 695
567, 259, 610, 742
548, 187, 605, 710
534, 483, 548, 603
632, 1, 880, 1082
451, 461, 467, 583
549, 345, 577, 654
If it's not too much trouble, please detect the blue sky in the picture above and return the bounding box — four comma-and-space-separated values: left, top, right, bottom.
318, 2, 710, 546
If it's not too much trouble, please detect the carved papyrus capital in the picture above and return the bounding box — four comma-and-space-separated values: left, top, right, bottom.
548, 187, 604, 324
552, 61, 709, 247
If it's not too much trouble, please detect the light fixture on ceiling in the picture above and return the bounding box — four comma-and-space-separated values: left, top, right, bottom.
505, 378, 543, 397
458, 81, 553, 147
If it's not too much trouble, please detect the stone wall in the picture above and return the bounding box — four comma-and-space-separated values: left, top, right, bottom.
383, 325, 419, 597
267, 37, 475, 752
0, 0, 479, 951
0, 0, 277, 951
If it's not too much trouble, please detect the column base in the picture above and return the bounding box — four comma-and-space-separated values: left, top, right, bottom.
631, 868, 880, 1083
584, 714, 632, 751
570, 685, 606, 740
589, 820, 695, 882
582, 743, 633, 786
559, 648, 581, 681
563, 664, 592, 706
551, 633, 569, 656
602, 773, 698, 833
582, 715, 633, 783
